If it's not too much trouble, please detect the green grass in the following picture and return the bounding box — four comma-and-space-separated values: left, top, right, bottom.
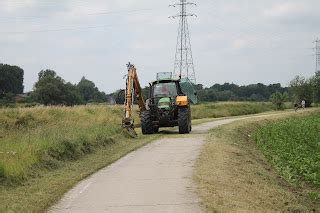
0, 105, 160, 211
0, 105, 129, 184
0, 132, 159, 212
0, 102, 289, 211
0, 102, 288, 185
195, 110, 320, 212
191, 102, 281, 119
254, 113, 320, 187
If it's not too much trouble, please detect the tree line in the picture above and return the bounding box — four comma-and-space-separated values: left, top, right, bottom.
192, 71, 319, 108
32, 70, 107, 105
194, 83, 288, 102
289, 71, 320, 107
1, 62, 319, 107
0, 64, 24, 102
0, 63, 107, 106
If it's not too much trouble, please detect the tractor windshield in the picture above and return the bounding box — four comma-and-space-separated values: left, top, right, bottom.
153, 82, 177, 98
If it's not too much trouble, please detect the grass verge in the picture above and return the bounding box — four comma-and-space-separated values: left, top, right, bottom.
191, 102, 282, 119
0, 102, 279, 184
0, 103, 301, 211
195, 109, 320, 212
0, 105, 126, 184
0, 105, 161, 211
0, 130, 159, 212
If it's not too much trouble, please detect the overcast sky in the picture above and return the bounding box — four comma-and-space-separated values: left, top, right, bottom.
0, 0, 319, 93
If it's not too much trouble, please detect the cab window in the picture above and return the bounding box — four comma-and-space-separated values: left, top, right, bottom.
153, 82, 177, 98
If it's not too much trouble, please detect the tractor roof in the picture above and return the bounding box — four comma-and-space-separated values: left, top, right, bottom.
153, 72, 180, 83
151, 79, 180, 85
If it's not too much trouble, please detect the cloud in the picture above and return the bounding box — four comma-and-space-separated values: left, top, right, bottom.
0, 0, 319, 93
263, 2, 304, 18
0, 0, 37, 13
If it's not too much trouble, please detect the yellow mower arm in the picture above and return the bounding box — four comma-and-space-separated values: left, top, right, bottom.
122, 63, 146, 137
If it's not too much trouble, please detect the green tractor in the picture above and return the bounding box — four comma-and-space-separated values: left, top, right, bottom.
141, 72, 198, 135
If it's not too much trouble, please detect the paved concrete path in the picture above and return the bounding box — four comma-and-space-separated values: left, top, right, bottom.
49, 118, 240, 213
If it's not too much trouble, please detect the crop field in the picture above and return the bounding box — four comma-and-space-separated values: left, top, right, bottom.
254, 113, 320, 187
195, 110, 320, 212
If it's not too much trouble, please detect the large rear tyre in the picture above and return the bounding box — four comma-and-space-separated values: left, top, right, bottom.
153, 126, 159, 133
141, 111, 154, 135
178, 106, 191, 134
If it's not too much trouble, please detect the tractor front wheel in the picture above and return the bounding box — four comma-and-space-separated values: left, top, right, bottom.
178, 106, 191, 134
141, 111, 154, 135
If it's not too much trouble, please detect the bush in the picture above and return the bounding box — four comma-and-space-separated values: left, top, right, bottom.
270, 92, 289, 110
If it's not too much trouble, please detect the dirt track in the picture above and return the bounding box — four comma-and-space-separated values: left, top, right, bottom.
49, 117, 244, 213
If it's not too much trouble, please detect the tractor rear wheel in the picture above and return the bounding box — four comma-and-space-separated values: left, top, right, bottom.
178, 106, 191, 134
153, 126, 159, 133
141, 111, 154, 135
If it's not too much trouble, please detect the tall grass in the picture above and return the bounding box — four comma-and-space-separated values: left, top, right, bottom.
0, 102, 278, 184
191, 102, 277, 119
254, 113, 320, 187
0, 105, 126, 184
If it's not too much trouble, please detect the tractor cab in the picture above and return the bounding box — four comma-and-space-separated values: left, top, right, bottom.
149, 72, 198, 105
140, 72, 197, 134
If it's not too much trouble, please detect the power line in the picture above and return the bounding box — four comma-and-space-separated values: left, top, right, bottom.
0, 7, 166, 34
314, 38, 320, 72
170, 0, 197, 84
0, 0, 106, 7
0, 24, 121, 34
0, 7, 163, 20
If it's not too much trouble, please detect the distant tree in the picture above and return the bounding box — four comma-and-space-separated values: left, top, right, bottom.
33, 70, 83, 106
193, 84, 204, 91
289, 75, 314, 107
33, 70, 65, 105
141, 86, 150, 101
312, 71, 320, 103
38, 69, 56, 80
195, 82, 288, 102
206, 90, 218, 102
2, 92, 15, 103
215, 90, 235, 101
77, 77, 106, 103
111, 82, 288, 103
77, 77, 97, 102
270, 92, 289, 110
268, 83, 285, 95
64, 82, 84, 106
248, 94, 265, 102
0, 64, 24, 96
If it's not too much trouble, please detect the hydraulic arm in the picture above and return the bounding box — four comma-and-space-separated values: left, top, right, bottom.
122, 63, 146, 136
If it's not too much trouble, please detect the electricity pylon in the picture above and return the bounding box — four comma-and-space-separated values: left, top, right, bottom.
170, 0, 197, 84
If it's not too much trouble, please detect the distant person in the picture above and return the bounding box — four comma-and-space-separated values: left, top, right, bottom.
294, 103, 299, 112
301, 100, 306, 109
